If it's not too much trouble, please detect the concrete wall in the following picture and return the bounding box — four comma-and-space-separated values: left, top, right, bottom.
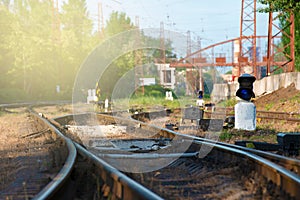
211, 83, 238, 102
211, 72, 300, 102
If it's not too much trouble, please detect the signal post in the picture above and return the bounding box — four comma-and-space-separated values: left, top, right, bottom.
234, 74, 256, 131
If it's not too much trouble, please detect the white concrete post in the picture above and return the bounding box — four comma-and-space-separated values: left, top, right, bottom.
234, 100, 256, 131
104, 98, 109, 112
87, 89, 92, 104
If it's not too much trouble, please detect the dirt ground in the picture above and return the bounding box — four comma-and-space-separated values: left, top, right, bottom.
253, 83, 300, 133
0, 109, 33, 153
254, 83, 300, 113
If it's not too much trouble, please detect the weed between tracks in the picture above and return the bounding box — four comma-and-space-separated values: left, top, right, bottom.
219, 128, 277, 144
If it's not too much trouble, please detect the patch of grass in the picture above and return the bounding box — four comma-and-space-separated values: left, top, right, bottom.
113, 96, 195, 111
292, 97, 300, 104
217, 98, 237, 108
246, 142, 255, 148
290, 93, 300, 102
256, 123, 275, 131
248, 134, 277, 142
265, 102, 274, 111
219, 130, 232, 141
280, 99, 286, 103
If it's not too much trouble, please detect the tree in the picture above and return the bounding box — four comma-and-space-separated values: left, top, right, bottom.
2, 0, 55, 99
0, 0, 98, 102
60, 0, 97, 98
104, 12, 135, 37
98, 12, 137, 96
258, 0, 300, 12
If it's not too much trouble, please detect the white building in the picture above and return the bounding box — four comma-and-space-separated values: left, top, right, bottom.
155, 63, 176, 89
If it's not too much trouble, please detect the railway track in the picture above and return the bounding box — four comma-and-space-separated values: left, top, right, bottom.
0, 105, 163, 199
53, 112, 300, 199
1, 104, 300, 199
32, 110, 161, 199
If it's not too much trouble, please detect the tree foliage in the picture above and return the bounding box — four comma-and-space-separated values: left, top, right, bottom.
97, 11, 136, 97
0, 2, 175, 103
258, 0, 300, 12
0, 0, 99, 102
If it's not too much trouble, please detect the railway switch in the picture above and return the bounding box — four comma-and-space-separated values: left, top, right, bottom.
277, 133, 300, 156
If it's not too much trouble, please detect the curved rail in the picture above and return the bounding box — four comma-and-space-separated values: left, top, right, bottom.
74, 143, 163, 200
30, 111, 77, 200
34, 111, 163, 199
193, 140, 300, 197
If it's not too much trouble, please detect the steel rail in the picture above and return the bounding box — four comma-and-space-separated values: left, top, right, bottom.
74, 142, 163, 200
36, 111, 164, 199
129, 110, 300, 175
192, 140, 300, 198
144, 123, 300, 198
50, 112, 165, 199
30, 111, 77, 200
157, 124, 300, 174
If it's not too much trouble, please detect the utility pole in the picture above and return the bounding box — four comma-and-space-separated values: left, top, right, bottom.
197, 36, 204, 93
52, 0, 60, 43
98, 2, 104, 38
186, 30, 191, 63
135, 16, 144, 95
52, 0, 61, 94
160, 22, 166, 64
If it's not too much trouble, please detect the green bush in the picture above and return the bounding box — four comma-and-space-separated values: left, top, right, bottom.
148, 90, 163, 97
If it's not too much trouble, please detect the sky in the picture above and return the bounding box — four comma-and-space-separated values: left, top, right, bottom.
86, 0, 270, 47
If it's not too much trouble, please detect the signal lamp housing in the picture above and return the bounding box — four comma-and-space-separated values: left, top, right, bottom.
236, 73, 256, 101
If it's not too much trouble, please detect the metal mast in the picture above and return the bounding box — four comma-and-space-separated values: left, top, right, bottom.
238, 0, 257, 78
266, 8, 295, 75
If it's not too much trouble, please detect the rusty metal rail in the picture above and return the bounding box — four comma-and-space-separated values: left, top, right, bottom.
29, 111, 77, 200
0, 103, 165, 199
74, 143, 163, 200
157, 126, 300, 197
34, 111, 163, 199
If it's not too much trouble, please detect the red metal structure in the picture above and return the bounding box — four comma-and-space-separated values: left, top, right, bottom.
238, 0, 257, 78
266, 11, 295, 75
169, 0, 295, 82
